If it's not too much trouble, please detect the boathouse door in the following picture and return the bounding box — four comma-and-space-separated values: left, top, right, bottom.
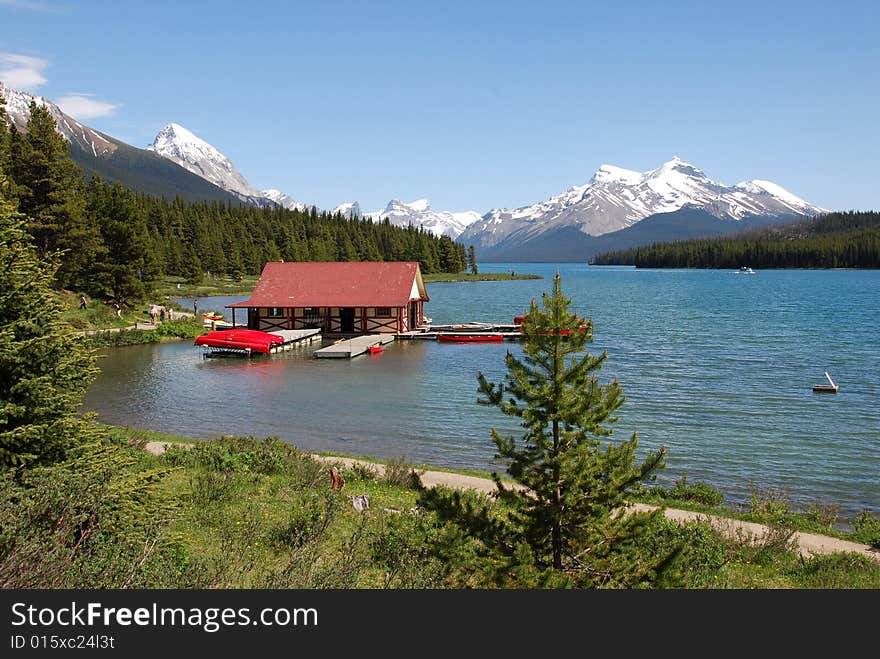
340, 307, 355, 333
409, 301, 419, 329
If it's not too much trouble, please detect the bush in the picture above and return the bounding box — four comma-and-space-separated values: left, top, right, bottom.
852, 510, 880, 549
383, 456, 423, 489
662, 476, 724, 507
266, 492, 339, 549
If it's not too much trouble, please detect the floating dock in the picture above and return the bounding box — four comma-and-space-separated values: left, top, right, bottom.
398, 322, 523, 341
314, 334, 396, 359
269, 329, 322, 351
812, 371, 840, 393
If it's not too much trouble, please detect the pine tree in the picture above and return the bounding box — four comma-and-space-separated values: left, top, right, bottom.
421, 274, 673, 587
0, 185, 100, 467
467, 244, 478, 274
7, 102, 104, 291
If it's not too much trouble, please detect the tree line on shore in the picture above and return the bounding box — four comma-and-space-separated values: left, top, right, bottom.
0, 98, 467, 306
590, 211, 880, 269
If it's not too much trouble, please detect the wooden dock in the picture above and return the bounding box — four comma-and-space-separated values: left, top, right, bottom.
269, 329, 322, 352
398, 322, 523, 341
314, 334, 396, 359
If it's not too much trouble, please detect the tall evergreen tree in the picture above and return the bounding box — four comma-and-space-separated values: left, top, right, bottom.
422, 274, 673, 587
6, 102, 104, 291
0, 185, 100, 467
467, 244, 478, 274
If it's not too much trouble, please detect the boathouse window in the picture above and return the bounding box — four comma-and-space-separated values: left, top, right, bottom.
268, 307, 283, 317
375, 307, 391, 317
304, 307, 321, 324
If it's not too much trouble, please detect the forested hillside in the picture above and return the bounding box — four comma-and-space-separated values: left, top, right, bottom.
0, 98, 467, 305
590, 211, 880, 269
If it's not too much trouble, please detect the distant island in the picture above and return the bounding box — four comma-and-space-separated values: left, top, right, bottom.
590, 211, 880, 269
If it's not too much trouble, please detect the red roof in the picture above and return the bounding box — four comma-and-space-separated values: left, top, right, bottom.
227, 261, 429, 309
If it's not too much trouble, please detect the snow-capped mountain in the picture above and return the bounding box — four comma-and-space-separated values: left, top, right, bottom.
145, 124, 311, 209
1, 81, 117, 158
262, 188, 307, 211
332, 202, 362, 218
460, 157, 825, 256
363, 198, 481, 238
146, 123, 266, 202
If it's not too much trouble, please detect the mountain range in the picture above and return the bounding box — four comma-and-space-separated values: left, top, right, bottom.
460, 157, 825, 260
1, 81, 826, 261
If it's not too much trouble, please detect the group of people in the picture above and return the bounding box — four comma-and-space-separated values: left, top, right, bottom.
149, 304, 173, 325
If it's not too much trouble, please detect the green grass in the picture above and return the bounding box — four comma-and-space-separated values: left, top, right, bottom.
155, 274, 259, 298
92, 426, 880, 589
423, 272, 542, 283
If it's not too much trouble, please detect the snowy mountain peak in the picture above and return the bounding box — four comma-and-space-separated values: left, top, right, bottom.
332, 202, 362, 218
652, 156, 706, 179
146, 123, 261, 199
367, 198, 479, 238
592, 164, 643, 185
146, 123, 310, 210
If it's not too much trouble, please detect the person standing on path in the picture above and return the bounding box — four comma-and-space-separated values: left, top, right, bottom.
149, 304, 158, 325
113, 302, 122, 318
193, 298, 199, 316
79, 294, 87, 310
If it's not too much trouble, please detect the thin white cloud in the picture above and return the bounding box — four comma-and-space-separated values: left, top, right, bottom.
0, 52, 48, 90
0, 0, 62, 12
56, 94, 120, 119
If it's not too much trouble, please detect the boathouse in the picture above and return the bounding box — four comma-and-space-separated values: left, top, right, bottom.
226, 261, 429, 335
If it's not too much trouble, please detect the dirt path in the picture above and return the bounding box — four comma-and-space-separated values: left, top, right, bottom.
144, 442, 878, 563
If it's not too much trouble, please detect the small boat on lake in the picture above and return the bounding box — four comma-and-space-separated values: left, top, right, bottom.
735, 266, 756, 274
437, 334, 505, 343
369, 344, 384, 355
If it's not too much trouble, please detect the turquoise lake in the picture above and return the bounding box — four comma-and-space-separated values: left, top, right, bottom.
83, 264, 880, 519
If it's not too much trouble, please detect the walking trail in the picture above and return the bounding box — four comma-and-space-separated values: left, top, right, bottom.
143, 442, 878, 563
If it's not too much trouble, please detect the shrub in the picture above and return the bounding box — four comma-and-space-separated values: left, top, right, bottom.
803, 501, 842, 531
266, 492, 339, 549
649, 476, 725, 507
383, 456, 423, 489
852, 510, 880, 549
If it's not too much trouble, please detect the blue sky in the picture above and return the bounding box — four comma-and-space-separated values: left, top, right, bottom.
1, 0, 878, 213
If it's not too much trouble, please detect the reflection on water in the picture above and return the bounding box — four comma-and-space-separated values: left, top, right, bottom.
86, 264, 880, 518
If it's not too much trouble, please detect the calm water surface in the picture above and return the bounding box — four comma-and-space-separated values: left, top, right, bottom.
85, 264, 880, 517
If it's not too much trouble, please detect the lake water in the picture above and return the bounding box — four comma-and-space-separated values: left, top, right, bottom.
84, 264, 880, 519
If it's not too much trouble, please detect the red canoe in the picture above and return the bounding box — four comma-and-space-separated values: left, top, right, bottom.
194, 329, 284, 354
369, 344, 384, 354
437, 334, 505, 343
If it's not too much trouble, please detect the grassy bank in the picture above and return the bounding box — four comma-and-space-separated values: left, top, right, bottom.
84, 317, 207, 347
27, 425, 863, 590
155, 274, 259, 298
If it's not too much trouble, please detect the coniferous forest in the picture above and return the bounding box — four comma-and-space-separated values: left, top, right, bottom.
590, 211, 880, 269
0, 99, 468, 305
